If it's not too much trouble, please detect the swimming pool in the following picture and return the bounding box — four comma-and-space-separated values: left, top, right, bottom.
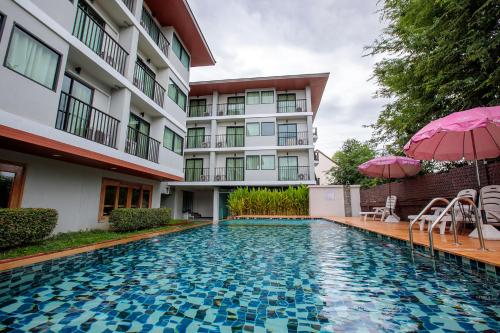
0, 219, 498, 332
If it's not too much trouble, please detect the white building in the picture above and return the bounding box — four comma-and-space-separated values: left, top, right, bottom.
0, 0, 214, 232
163, 74, 329, 220
314, 149, 336, 185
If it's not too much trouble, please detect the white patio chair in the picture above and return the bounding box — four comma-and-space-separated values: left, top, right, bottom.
360, 195, 397, 222
408, 207, 446, 231
438, 189, 477, 235
479, 185, 500, 226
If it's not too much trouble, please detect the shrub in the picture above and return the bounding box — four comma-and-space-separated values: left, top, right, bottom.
227, 186, 309, 216
109, 208, 171, 232
0, 208, 58, 249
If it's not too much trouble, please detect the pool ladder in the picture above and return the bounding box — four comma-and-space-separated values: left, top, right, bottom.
408, 196, 487, 258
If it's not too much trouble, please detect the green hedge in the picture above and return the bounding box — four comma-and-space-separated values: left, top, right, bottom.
109, 208, 171, 232
227, 186, 309, 216
0, 208, 58, 249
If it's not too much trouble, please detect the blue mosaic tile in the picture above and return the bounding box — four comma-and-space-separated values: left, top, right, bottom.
0, 220, 499, 332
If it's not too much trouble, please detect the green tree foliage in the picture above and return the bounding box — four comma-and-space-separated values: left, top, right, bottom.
367, 0, 500, 149
227, 186, 309, 216
328, 139, 381, 187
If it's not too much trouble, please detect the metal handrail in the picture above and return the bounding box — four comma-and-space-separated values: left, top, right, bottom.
427, 196, 486, 258
408, 197, 450, 251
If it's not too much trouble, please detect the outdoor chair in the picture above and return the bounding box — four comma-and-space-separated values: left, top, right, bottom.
479, 185, 500, 226
438, 189, 477, 235
360, 195, 397, 222
408, 206, 446, 231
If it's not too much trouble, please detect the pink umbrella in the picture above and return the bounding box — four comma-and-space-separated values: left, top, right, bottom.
404, 106, 500, 239
358, 156, 421, 222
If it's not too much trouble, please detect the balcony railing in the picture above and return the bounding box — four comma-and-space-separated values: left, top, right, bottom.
277, 131, 309, 146
277, 99, 307, 113
140, 8, 169, 56
73, 4, 128, 75
278, 166, 310, 181
216, 103, 245, 116
184, 168, 210, 182
188, 104, 212, 117
214, 167, 244, 181
133, 61, 165, 107
121, 0, 134, 12
215, 134, 245, 148
125, 126, 160, 163
186, 135, 211, 149
56, 92, 119, 148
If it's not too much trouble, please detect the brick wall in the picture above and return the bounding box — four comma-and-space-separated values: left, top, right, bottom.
360, 161, 500, 220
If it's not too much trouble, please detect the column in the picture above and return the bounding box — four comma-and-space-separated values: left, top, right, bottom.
213, 187, 219, 222
109, 89, 132, 152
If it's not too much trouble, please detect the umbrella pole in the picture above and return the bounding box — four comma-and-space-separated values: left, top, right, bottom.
388, 166, 392, 216
474, 159, 488, 226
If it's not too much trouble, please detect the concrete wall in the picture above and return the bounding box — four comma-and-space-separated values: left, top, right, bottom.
315, 151, 335, 185
2, 149, 161, 233
309, 185, 361, 217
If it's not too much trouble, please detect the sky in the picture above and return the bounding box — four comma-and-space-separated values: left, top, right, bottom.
188, 0, 387, 157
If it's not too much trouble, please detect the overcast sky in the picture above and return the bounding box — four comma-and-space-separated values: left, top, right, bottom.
189, 0, 386, 157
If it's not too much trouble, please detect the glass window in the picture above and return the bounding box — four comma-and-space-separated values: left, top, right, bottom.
261, 91, 274, 104
189, 99, 207, 117
163, 127, 174, 150
174, 135, 183, 155
277, 93, 297, 113
246, 155, 260, 170
163, 126, 184, 155
0, 162, 25, 208
261, 122, 275, 136
261, 155, 275, 170
227, 96, 245, 115
99, 179, 153, 220
246, 91, 260, 105
5, 26, 61, 90
172, 33, 190, 70
168, 80, 187, 111
0, 13, 5, 42
246, 123, 260, 136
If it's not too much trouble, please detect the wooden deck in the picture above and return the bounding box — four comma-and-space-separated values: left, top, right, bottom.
324, 216, 500, 267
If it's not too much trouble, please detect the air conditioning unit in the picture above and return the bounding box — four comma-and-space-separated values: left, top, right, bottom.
298, 139, 305, 145
200, 175, 208, 181
216, 142, 223, 148
298, 174, 306, 181
201, 141, 210, 148
218, 111, 224, 116
296, 106, 303, 112
215, 175, 222, 181
203, 112, 210, 117
161, 185, 171, 195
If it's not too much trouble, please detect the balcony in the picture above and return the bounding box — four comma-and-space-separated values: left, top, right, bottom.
215, 134, 245, 148
188, 104, 212, 117
214, 167, 244, 181
184, 168, 210, 182
125, 126, 160, 163
277, 131, 309, 146
133, 61, 166, 107
140, 8, 169, 57
56, 92, 119, 148
277, 99, 307, 113
278, 166, 310, 181
73, 4, 128, 75
313, 127, 318, 143
314, 150, 320, 166
186, 135, 211, 149
121, 0, 134, 12
216, 103, 245, 116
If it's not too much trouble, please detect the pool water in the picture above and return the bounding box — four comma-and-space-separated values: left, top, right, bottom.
0, 219, 499, 332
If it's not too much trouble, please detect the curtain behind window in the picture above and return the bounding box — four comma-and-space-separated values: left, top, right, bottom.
6, 27, 59, 89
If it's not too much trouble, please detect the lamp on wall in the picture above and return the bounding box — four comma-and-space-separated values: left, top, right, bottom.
75, 67, 81, 74
140, 112, 145, 117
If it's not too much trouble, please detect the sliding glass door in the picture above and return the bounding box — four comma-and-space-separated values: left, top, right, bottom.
278, 123, 297, 146
128, 114, 151, 159
226, 126, 244, 147
187, 127, 205, 149
58, 74, 94, 137
185, 158, 203, 182
226, 158, 244, 181
279, 156, 298, 181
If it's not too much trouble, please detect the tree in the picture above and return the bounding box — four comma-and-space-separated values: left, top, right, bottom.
367, 0, 500, 150
328, 139, 380, 187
